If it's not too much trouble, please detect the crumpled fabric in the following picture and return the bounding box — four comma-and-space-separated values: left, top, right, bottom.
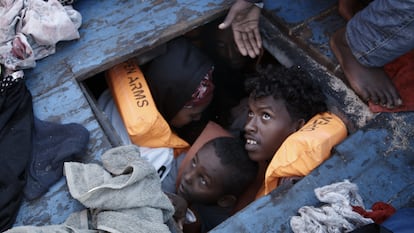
290, 180, 374, 233
0, 69, 33, 232
0, 0, 81, 70
352, 202, 396, 224
5, 145, 175, 233
65, 145, 175, 232
23, 117, 90, 201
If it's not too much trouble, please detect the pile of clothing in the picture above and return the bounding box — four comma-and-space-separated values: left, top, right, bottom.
0, 0, 86, 231
291, 180, 414, 233
0, 65, 90, 231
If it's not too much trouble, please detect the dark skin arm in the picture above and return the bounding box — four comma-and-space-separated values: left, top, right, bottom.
165, 192, 188, 231
219, 0, 262, 58
165, 192, 202, 233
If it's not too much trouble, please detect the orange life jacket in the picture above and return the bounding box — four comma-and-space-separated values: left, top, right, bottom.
106, 59, 190, 152
257, 112, 347, 198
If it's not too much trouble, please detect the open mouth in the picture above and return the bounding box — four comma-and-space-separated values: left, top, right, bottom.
245, 137, 260, 152
246, 139, 257, 145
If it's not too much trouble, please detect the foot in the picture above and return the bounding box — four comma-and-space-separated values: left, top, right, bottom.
330, 28, 402, 108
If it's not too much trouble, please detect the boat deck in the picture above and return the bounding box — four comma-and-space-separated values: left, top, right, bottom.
14, 0, 413, 232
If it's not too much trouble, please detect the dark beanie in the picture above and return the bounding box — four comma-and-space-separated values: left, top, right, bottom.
24, 117, 89, 200
145, 37, 214, 122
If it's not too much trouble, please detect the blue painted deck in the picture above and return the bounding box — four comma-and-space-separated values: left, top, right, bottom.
212, 112, 414, 232
13, 0, 413, 232
212, 1, 414, 232
14, 0, 232, 228
259, 0, 374, 132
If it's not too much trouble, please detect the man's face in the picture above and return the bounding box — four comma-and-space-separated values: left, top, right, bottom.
170, 101, 210, 128
177, 143, 226, 205
244, 96, 301, 163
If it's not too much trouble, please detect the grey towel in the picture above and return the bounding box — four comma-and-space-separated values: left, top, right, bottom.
6, 145, 174, 233
65, 145, 174, 232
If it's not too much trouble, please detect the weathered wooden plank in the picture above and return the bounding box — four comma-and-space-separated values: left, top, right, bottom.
211, 112, 414, 233
14, 179, 84, 226
15, 79, 113, 226
263, 0, 337, 29
14, 0, 232, 228
14, 0, 414, 231
210, 1, 414, 231
291, 11, 346, 72
262, 0, 345, 73
260, 16, 373, 132
25, 0, 233, 86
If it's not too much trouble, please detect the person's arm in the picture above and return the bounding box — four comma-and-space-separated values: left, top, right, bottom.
218, 0, 262, 58
165, 192, 188, 230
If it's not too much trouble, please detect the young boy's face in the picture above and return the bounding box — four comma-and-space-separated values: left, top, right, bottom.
177, 143, 227, 205
244, 95, 301, 163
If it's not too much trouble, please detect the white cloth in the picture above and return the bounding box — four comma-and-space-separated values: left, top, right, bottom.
290, 180, 374, 233
98, 89, 174, 181
0, 0, 82, 70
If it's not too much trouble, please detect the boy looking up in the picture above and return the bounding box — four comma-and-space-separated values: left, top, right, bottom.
235, 65, 346, 210
244, 65, 327, 167
177, 137, 255, 205
163, 132, 258, 233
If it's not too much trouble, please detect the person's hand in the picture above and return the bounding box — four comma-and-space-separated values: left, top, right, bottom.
165, 192, 188, 230
219, 0, 262, 58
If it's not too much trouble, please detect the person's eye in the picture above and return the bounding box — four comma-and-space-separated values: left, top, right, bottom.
262, 112, 271, 120
200, 177, 207, 186
247, 110, 254, 118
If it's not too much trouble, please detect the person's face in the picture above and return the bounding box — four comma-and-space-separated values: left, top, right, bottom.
244, 95, 303, 163
210, 28, 249, 70
170, 101, 210, 128
177, 143, 227, 205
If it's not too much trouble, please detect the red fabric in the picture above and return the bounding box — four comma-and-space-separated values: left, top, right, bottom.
352, 202, 396, 224
369, 49, 414, 113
